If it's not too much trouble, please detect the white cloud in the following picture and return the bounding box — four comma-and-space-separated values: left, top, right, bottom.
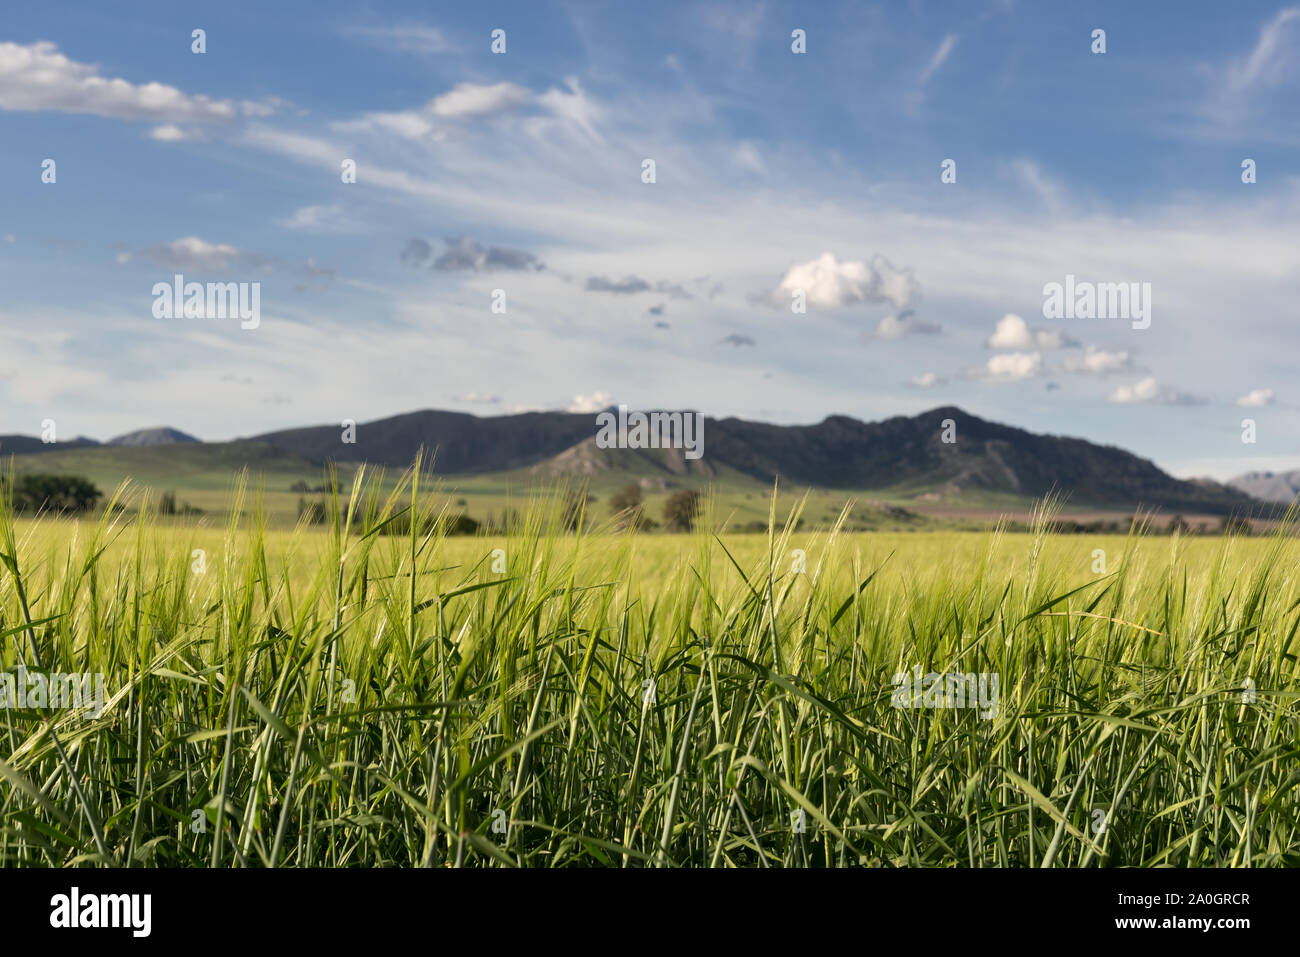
870, 310, 941, 340
149, 124, 202, 142
1235, 387, 1275, 407
1107, 377, 1206, 406
568, 391, 613, 413
430, 82, 531, 119
140, 237, 261, 271
734, 141, 763, 173
0, 41, 251, 122
276, 204, 360, 235
986, 313, 1076, 350
1227, 7, 1300, 93
452, 392, 501, 405
1008, 159, 1066, 211
348, 25, 455, 55
768, 252, 918, 310
349, 110, 438, 139
338, 79, 587, 141
537, 76, 603, 142
907, 372, 946, 388
919, 34, 958, 86
971, 352, 1042, 382
1060, 346, 1132, 376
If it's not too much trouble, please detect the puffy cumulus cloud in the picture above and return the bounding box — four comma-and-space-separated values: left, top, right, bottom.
568, 391, 614, 413
0, 41, 268, 123
432, 236, 542, 272
869, 309, 942, 340
969, 352, 1043, 382
139, 236, 268, 271
766, 253, 919, 310
907, 372, 947, 388
986, 313, 1077, 350
1059, 346, 1133, 376
1235, 387, 1276, 407
1107, 377, 1207, 406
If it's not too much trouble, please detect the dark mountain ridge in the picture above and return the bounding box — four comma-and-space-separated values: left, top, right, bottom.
0, 406, 1262, 514
244, 405, 1255, 513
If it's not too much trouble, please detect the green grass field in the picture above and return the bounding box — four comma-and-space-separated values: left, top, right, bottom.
7, 442, 1161, 532
1, 468, 1297, 867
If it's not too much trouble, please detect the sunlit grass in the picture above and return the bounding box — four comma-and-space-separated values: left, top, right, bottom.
1, 466, 1297, 867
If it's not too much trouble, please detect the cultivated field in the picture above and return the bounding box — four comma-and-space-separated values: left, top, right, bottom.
1, 470, 1297, 867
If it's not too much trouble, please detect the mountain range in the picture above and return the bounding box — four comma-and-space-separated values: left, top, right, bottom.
0, 406, 1272, 514
1228, 470, 1300, 504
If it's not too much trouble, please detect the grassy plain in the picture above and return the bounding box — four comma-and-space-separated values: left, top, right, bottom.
0, 471, 1296, 867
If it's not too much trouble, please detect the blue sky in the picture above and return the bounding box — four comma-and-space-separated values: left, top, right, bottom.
1, 0, 1297, 479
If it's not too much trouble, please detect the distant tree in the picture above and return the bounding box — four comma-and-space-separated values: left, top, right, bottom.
442, 513, 480, 536
560, 487, 590, 531
1219, 514, 1252, 536
159, 491, 177, 516
609, 484, 642, 514
298, 497, 328, 524
1168, 514, 1191, 535
4, 474, 102, 514
610, 484, 653, 530
662, 489, 702, 532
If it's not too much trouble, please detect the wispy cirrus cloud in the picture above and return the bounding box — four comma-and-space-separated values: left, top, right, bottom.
919, 33, 958, 86
347, 24, 456, 55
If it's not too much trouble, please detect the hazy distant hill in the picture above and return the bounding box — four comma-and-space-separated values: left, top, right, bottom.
1229, 470, 1300, 504
108, 427, 200, 447
0, 435, 99, 455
